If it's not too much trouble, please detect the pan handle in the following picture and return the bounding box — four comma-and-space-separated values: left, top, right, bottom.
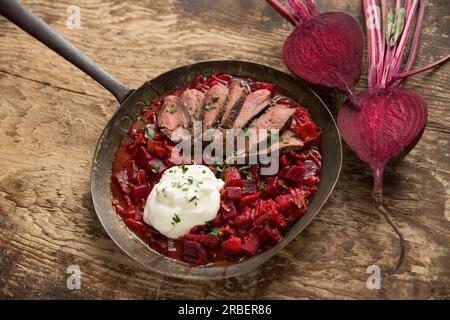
0, 0, 133, 104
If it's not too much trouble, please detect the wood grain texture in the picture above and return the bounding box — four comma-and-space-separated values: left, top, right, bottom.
0, 0, 449, 299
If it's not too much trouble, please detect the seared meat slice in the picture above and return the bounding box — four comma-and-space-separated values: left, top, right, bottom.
157, 95, 191, 140
250, 103, 296, 130
220, 79, 248, 128
180, 88, 205, 122
275, 130, 304, 153
246, 130, 304, 161
202, 83, 228, 130
232, 89, 272, 130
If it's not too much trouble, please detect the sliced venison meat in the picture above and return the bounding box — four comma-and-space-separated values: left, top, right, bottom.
202, 83, 228, 130
250, 103, 296, 130
221, 79, 248, 128
157, 95, 191, 141
275, 130, 304, 153
180, 88, 205, 122
246, 130, 304, 161
232, 89, 272, 130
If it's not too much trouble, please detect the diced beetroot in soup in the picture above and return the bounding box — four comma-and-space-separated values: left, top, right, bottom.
210, 212, 224, 227
290, 187, 308, 209
274, 194, 295, 213
183, 234, 221, 248
127, 160, 139, 182
298, 160, 319, 178
259, 225, 282, 247
248, 165, 261, 185
230, 206, 255, 226
224, 167, 242, 187
241, 192, 261, 205
148, 140, 168, 158
136, 170, 147, 185
303, 175, 320, 187
222, 236, 242, 254
241, 179, 257, 195
112, 169, 130, 194
111, 74, 322, 267
135, 146, 153, 168
128, 132, 146, 152
183, 241, 207, 263
116, 206, 142, 220
280, 154, 290, 167
278, 165, 305, 183
124, 218, 151, 236
225, 187, 243, 200
220, 199, 238, 221
130, 185, 151, 205
241, 231, 260, 255
264, 177, 280, 196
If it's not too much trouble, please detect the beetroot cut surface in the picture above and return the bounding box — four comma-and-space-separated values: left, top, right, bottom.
338, 0, 449, 272
267, 1, 364, 100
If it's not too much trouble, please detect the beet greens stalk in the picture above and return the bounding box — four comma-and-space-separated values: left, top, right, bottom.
338, 0, 449, 272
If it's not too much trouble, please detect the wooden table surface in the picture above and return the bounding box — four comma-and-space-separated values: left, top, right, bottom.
0, 0, 449, 299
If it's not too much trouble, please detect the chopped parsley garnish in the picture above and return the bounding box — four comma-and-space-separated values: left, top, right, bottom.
187, 177, 194, 185
146, 127, 156, 140
151, 164, 160, 173
238, 165, 251, 172
171, 213, 181, 225
212, 96, 220, 102
181, 165, 189, 174
189, 196, 199, 203
208, 229, 223, 236
202, 170, 206, 174
204, 104, 212, 111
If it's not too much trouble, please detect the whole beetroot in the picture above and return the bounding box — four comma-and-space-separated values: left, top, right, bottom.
338, 0, 449, 271
267, 0, 364, 100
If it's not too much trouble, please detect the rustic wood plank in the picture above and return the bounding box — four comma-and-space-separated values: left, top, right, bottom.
0, 0, 449, 299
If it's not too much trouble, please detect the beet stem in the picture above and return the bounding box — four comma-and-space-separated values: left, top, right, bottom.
289, 0, 310, 21
266, 0, 298, 26
304, 0, 319, 16
389, 54, 450, 86
391, 0, 419, 77
402, 0, 428, 76
373, 169, 405, 272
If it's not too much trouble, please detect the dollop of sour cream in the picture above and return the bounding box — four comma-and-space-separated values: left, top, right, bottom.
143, 165, 225, 239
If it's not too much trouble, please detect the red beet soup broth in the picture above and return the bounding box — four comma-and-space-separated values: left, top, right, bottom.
111, 74, 322, 267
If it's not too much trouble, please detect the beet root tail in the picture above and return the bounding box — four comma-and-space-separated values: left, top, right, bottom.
373, 189, 406, 273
